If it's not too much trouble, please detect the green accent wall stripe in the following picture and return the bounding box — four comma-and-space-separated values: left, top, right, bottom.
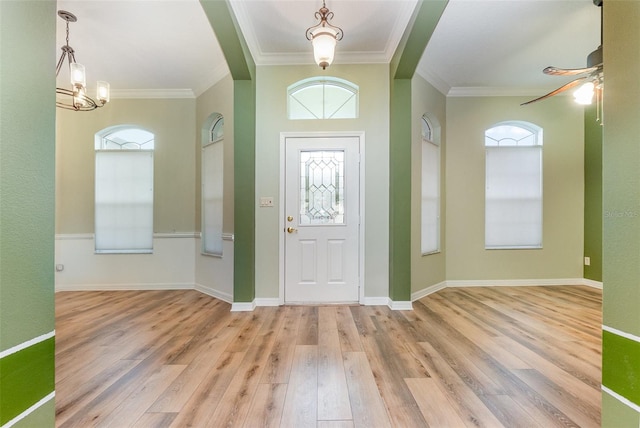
603, 386, 640, 414
0, 337, 55, 426
602, 387, 640, 427
602, 328, 640, 409
2, 392, 55, 428
0, 331, 54, 359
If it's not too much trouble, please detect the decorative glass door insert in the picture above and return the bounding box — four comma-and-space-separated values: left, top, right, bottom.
300, 150, 345, 225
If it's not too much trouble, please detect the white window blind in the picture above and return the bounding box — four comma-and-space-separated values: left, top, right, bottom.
421, 139, 440, 254
202, 140, 223, 256
485, 145, 542, 248
95, 150, 154, 253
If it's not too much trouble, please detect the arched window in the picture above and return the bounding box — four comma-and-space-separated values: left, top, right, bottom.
94, 126, 154, 253
485, 121, 543, 249
288, 77, 358, 120
421, 114, 441, 254
202, 114, 224, 256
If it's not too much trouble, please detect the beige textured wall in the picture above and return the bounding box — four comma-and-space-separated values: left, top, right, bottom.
255, 64, 390, 299
56, 98, 197, 234
445, 95, 584, 280
411, 74, 447, 293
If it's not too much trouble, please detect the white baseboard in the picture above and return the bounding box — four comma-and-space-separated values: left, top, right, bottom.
195, 283, 233, 304
231, 301, 257, 312
362, 297, 389, 306
388, 300, 413, 310
411, 281, 447, 301
582, 278, 603, 289
411, 278, 600, 302
55, 282, 193, 292
445, 278, 586, 288
255, 298, 281, 307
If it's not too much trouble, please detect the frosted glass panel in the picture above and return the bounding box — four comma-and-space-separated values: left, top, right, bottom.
290, 85, 324, 119
99, 128, 154, 150
324, 85, 356, 119
300, 150, 345, 225
485, 125, 537, 146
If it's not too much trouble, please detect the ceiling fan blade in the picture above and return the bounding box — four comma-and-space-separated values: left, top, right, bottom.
543, 66, 599, 76
521, 77, 588, 106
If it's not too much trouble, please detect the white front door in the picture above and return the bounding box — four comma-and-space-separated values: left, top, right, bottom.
284, 136, 360, 303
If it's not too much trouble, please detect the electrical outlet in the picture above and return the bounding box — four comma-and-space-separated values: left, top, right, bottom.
584, 257, 591, 266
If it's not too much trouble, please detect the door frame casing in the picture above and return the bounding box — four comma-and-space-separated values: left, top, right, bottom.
279, 131, 365, 305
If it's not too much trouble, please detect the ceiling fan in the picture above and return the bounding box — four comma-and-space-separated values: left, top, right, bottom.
521, 0, 603, 106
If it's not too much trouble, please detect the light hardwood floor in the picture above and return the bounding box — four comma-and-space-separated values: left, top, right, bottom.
55, 285, 601, 427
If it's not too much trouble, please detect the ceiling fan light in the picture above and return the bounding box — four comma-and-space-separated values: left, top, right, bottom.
311, 28, 337, 69
574, 81, 595, 105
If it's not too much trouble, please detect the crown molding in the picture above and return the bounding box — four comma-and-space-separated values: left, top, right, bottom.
193, 64, 231, 97
415, 65, 450, 96
447, 86, 572, 98
229, 0, 415, 67
110, 89, 196, 99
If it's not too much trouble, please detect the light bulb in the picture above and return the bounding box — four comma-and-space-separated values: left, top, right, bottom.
73, 86, 88, 109
574, 81, 595, 105
70, 62, 86, 88
97, 81, 110, 104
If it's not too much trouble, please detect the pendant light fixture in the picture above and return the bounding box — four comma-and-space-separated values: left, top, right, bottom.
56, 10, 110, 111
305, 1, 344, 70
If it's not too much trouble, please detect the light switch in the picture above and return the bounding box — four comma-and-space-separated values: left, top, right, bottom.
259, 197, 274, 207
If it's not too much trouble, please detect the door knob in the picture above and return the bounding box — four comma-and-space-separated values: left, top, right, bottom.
286, 227, 298, 234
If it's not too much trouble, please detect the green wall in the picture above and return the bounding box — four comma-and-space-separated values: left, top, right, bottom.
583, 105, 602, 282
602, 1, 640, 424
0, 1, 56, 425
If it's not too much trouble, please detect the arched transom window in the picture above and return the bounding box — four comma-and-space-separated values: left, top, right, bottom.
288, 77, 358, 120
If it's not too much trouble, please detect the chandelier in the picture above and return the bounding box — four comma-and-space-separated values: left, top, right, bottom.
56, 10, 110, 111
305, 1, 343, 70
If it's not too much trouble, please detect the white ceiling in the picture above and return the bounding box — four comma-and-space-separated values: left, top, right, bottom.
55, 0, 601, 98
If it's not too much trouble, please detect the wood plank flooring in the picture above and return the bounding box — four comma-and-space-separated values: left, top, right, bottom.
55, 285, 601, 427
